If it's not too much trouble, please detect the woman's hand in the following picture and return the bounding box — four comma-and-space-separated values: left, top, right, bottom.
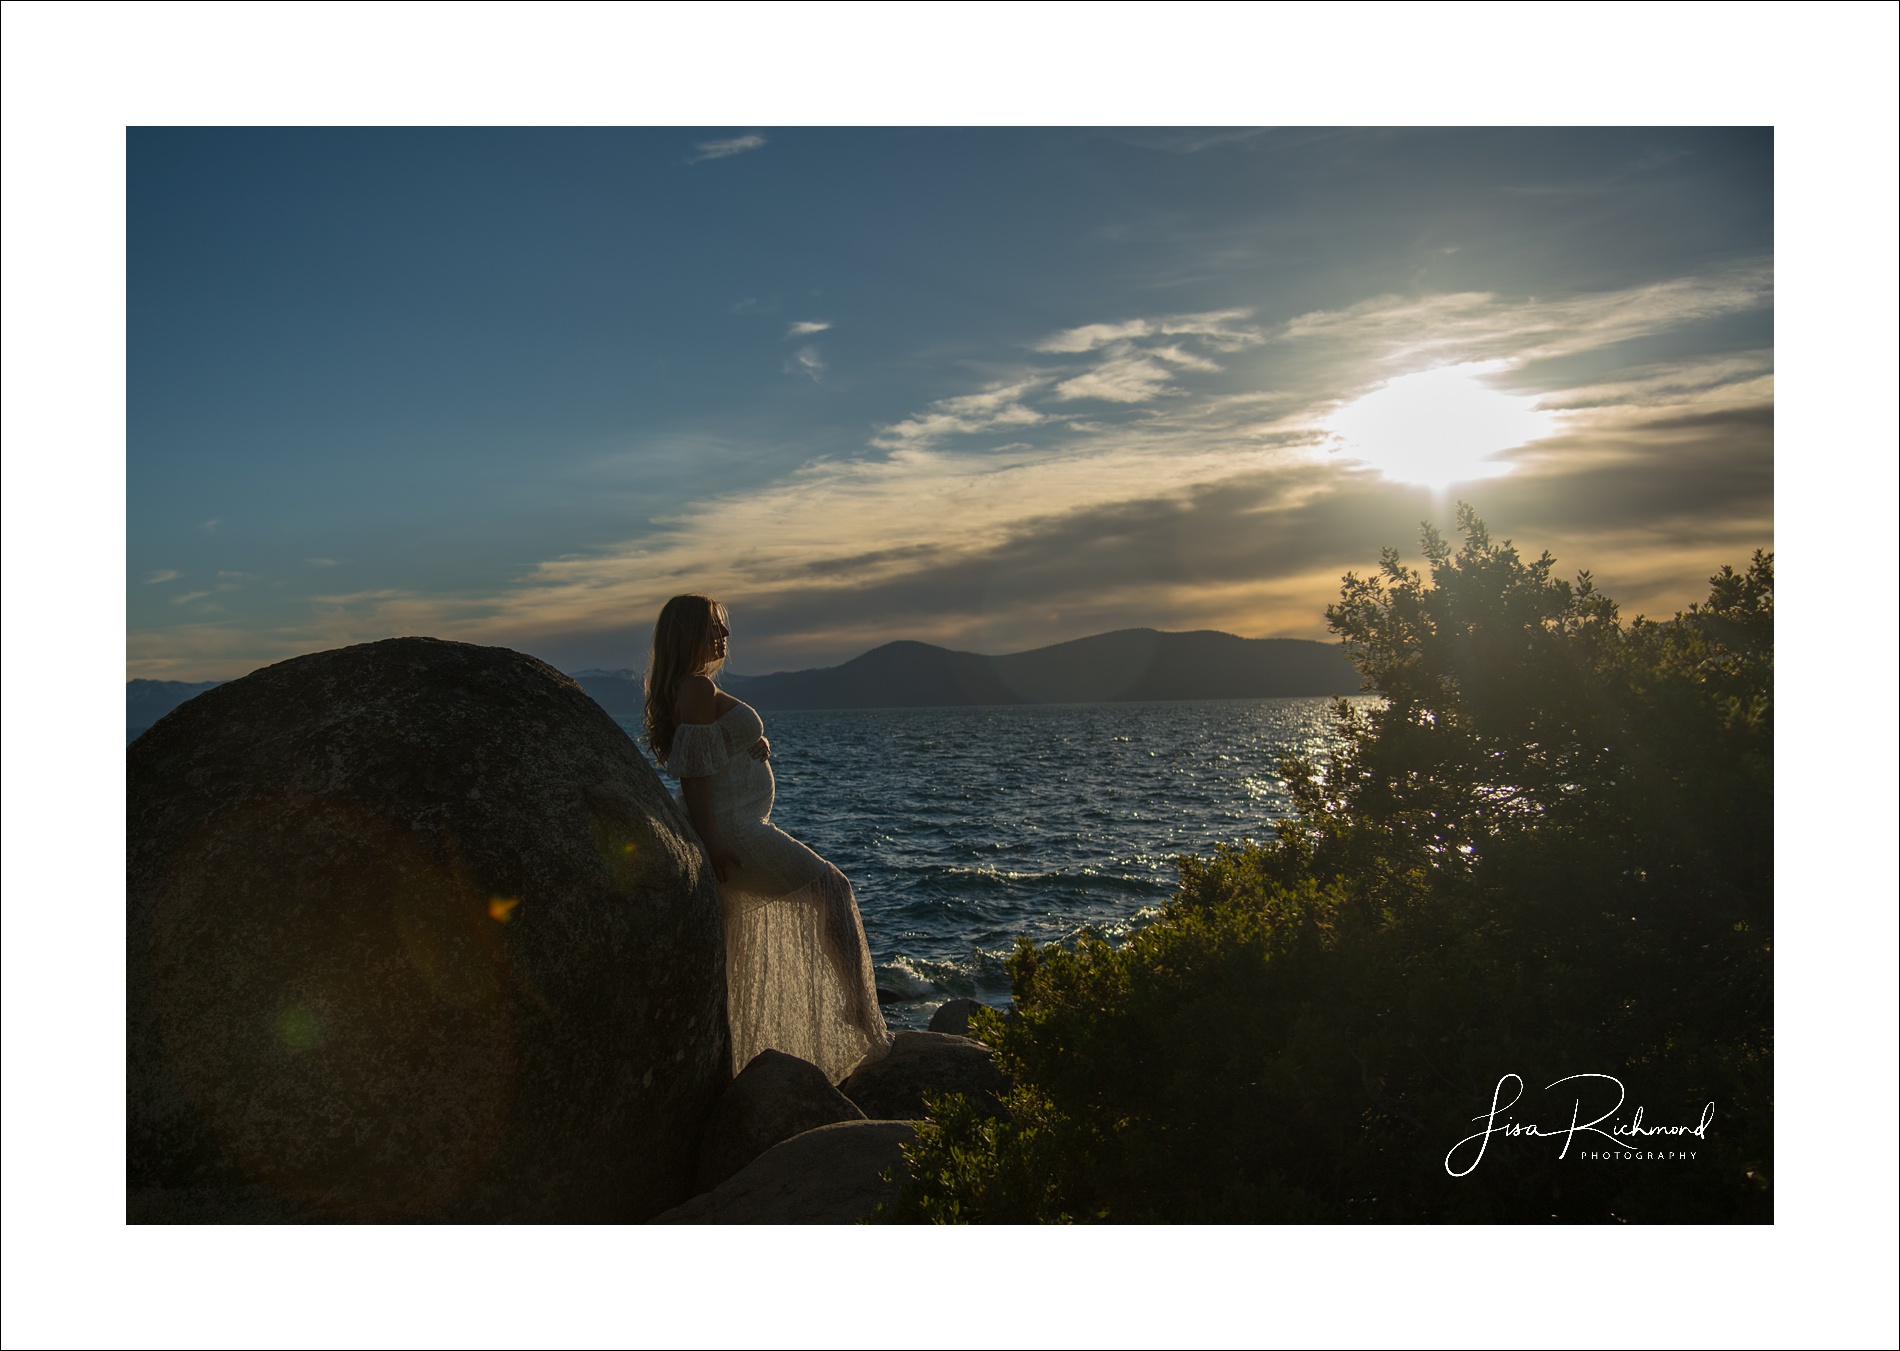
709, 844, 745, 884
748, 736, 771, 762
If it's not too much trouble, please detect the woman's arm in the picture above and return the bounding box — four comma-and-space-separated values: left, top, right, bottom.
675, 675, 743, 882
680, 776, 741, 882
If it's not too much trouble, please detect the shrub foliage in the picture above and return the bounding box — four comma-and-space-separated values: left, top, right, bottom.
887, 507, 1771, 1222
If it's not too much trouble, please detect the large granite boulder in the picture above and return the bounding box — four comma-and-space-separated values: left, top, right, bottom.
127, 637, 729, 1222
838, 1030, 1009, 1120
655, 1121, 916, 1224
695, 1050, 865, 1194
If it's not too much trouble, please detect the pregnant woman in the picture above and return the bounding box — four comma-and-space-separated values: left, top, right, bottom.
644, 594, 890, 1082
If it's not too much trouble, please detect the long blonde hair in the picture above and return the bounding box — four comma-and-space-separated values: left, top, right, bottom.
643, 594, 729, 761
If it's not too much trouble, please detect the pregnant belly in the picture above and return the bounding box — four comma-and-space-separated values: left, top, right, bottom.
715, 756, 775, 824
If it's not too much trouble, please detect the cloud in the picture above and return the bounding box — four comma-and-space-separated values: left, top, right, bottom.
872, 311, 1272, 449
1532, 351, 1773, 414
171, 590, 211, 605
686, 135, 766, 164
1052, 352, 1176, 403
201, 518, 219, 531
784, 346, 824, 382
143, 569, 180, 584
786, 320, 830, 338
413, 391, 1335, 663
871, 378, 1048, 449
1019, 311, 1265, 407
1149, 344, 1224, 372
1034, 319, 1152, 353
306, 557, 339, 567
1278, 266, 1771, 371
1035, 309, 1265, 355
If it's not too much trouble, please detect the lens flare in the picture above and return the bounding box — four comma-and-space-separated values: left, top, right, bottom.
275, 1003, 322, 1051
487, 897, 520, 922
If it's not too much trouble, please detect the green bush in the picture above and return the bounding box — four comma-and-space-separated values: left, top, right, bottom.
886, 508, 1771, 1222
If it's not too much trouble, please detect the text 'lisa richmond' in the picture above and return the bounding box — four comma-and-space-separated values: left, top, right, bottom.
1444, 1073, 1716, 1178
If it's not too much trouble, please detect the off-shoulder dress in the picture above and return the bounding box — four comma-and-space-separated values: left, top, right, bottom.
663, 700, 890, 1082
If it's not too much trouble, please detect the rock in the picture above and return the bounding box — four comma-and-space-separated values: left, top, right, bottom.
695, 1050, 865, 1193
927, 997, 992, 1039
654, 1121, 916, 1224
838, 1030, 1009, 1121
127, 637, 730, 1222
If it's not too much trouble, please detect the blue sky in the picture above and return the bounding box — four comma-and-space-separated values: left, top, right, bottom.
129, 126, 1773, 677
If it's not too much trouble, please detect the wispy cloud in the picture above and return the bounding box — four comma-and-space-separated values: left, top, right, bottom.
784, 346, 824, 382
171, 590, 211, 605
786, 320, 831, 338
143, 569, 180, 584
1017, 310, 1267, 408
306, 557, 339, 567
871, 378, 1048, 450
1035, 309, 1264, 355
686, 134, 766, 164
201, 518, 219, 531
873, 312, 1264, 447
1052, 351, 1176, 403
1034, 319, 1151, 353
1149, 344, 1224, 372
1278, 266, 1771, 371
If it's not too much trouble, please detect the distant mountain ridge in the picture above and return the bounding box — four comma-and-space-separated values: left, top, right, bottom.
127, 679, 224, 739
573, 629, 1357, 716
129, 630, 1360, 737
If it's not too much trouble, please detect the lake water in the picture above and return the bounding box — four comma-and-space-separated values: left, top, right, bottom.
618, 697, 1375, 1030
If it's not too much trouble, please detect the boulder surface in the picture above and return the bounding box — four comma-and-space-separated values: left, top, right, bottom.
695, 1049, 866, 1193
655, 1121, 916, 1224
838, 1029, 1010, 1120
127, 637, 729, 1222
927, 997, 991, 1038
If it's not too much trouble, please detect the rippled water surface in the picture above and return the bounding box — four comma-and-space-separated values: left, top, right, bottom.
620, 697, 1374, 1029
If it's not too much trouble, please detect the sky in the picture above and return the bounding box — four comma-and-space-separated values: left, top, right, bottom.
127, 126, 1774, 679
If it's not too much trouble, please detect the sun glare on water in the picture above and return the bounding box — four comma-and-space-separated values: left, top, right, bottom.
1325, 361, 1557, 490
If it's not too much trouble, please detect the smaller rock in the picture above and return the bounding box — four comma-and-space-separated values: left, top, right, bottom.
838, 1030, 1009, 1121
927, 998, 993, 1039
695, 1049, 866, 1193
655, 1121, 916, 1224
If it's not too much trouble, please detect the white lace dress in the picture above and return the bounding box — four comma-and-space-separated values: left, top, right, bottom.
664, 700, 890, 1083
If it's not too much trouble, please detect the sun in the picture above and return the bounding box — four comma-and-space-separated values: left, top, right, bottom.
1324, 361, 1557, 490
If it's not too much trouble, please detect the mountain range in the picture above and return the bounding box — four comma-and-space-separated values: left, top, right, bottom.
126, 680, 224, 740
127, 629, 1361, 738
573, 629, 1360, 717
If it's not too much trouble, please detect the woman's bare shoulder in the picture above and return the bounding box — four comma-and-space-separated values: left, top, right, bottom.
674, 675, 719, 724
